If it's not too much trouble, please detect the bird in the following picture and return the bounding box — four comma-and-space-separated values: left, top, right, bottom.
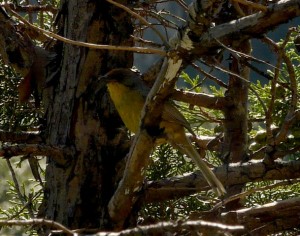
102, 68, 226, 196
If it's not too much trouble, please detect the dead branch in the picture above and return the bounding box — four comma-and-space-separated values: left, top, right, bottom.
0, 144, 59, 158
0, 144, 72, 166
221, 197, 300, 234
0, 130, 43, 144
92, 220, 244, 236
171, 89, 226, 110
190, 62, 228, 88
189, 0, 300, 57
0, 218, 244, 235
144, 159, 300, 203
4, 6, 166, 56
1, 3, 58, 14
0, 219, 74, 235
106, 0, 168, 46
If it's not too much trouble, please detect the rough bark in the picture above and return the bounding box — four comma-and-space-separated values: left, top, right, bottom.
222, 40, 251, 210
40, 0, 134, 231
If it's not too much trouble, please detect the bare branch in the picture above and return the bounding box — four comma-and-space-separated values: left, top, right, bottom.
188, 0, 300, 57
1, 3, 58, 14
105, 0, 169, 46
92, 220, 244, 236
231, 0, 268, 12
6, 159, 35, 218
211, 179, 300, 212
171, 89, 226, 110
0, 130, 43, 144
262, 34, 299, 146
144, 159, 300, 203
4, 7, 166, 56
221, 197, 300, 234
0, 144, 72, 166
108, 130, 155, 228
191, 62, 228, 88
0, 219, 74, 235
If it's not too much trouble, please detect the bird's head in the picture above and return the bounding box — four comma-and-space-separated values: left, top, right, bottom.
101, 68, 141, 88
101, 68, 150, 97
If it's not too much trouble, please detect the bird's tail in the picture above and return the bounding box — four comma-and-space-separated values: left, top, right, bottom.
174, 136, 226, 196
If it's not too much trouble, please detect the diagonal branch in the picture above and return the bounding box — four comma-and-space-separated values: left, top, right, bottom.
4, 6, 166, 56
188, 0, 300, 57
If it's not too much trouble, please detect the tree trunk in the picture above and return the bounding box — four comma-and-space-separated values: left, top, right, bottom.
39, 0, 134, 231
223, 40, 251, 210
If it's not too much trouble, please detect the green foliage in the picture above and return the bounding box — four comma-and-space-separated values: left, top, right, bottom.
0, 60, 43, 235
0, 158, 44, 235
0, 60, 41, 131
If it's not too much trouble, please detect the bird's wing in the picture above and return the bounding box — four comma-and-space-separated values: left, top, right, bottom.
162, 102, 195, 135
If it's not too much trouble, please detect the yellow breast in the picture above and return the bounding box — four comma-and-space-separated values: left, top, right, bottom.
107, 82, 145, 133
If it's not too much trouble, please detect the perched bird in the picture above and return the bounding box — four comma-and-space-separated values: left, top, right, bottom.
102, 68, 225, 196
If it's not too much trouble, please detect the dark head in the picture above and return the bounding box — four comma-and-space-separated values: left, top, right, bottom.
101, 68, 150, 94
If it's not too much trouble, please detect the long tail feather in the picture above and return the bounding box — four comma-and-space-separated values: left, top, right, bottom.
174, 136, 226, 196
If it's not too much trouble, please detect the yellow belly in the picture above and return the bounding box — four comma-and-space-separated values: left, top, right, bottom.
107, 82, 145, 133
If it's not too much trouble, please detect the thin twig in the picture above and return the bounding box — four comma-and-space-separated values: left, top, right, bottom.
177, 0, 188, 10
210, 58, 251, 84
9, 190, 43, 220
211, 179, 300, 212
6, 7, 166, 56
215, 37, 280, 71
106, 0, 169, 47
6, 159, 35, 218
249, 85, 268, 115
191, 62, 228, 88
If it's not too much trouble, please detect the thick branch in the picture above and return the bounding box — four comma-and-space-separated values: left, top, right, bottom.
144, 159, 300, 203
0, 130, 43, 144
108, 130, 155, 227
94, 220, 244, 235
187, 0, 300, 57
221, 197, 300, 234
0, 144, 71, 166
0, 219, 74, 235
108, 57, 184, 226
1, 3, 58, 14
171, 89, 226, 110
